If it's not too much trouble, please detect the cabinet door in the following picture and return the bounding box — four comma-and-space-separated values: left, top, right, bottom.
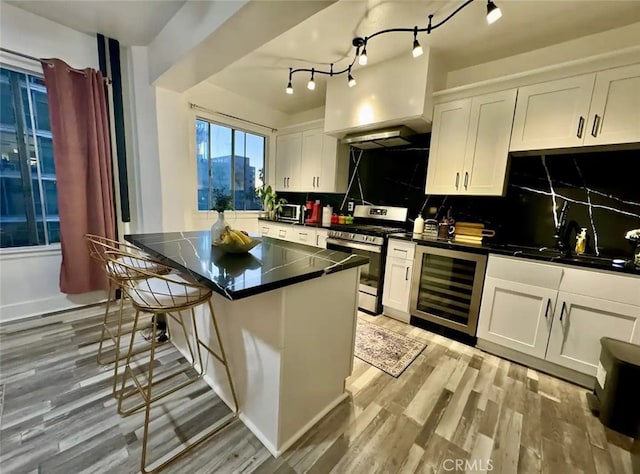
260, 223, 272, 236
316, 229, 328, 248
293, 228, 316, 246
584, 64, 640, 146
509, 74, 595, 151
425, 99, 471, 195
546, 292, 640, 375
300, 128, 323, 191
463, 89, 517, 196
318, 134, 338, 192
477, 277, 557, 359
275, 133, 301, 191
382, 257, 413, 313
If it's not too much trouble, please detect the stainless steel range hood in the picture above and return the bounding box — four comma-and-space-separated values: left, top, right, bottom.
341, 126, 415, 149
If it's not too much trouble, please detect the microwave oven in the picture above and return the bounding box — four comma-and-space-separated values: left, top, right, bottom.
278, 204, 304, 223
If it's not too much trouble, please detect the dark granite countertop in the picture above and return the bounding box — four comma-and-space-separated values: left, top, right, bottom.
257, 217, 327, 229
389, 233, 640, 276
125, 231, 369, 300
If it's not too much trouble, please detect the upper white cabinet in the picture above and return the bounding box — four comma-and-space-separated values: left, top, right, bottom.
585, 64, 640, 146
275, 126, 349, 193
510, 63, 640, 151
275, 132, 302, 191
426, 89, 516, 196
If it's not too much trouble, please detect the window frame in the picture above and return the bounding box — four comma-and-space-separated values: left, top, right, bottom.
194, 115, 268, 213
0, 63, 59, 251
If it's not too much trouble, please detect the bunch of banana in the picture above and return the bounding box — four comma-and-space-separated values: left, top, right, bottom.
220, 226, 252, 246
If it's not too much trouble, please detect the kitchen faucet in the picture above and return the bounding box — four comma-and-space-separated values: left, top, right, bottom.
553, 201, 581, 256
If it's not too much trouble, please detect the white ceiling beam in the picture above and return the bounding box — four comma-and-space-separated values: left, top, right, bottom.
149, 0, 336, 92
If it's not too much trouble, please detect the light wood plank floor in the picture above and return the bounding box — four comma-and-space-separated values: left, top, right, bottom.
0, 304, 636, 473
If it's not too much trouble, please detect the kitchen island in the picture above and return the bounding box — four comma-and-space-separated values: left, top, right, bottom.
125, 231, 368, 457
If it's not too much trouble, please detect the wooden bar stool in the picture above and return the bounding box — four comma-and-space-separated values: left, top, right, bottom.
105, 250, 238, 473
85, 234, 169, 397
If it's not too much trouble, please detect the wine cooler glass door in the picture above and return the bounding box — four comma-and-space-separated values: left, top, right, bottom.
410, 246, 487, 335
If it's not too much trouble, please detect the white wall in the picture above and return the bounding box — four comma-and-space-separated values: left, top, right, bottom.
148, 79, 288, 236
446, 22, 640, 88
0, 2, 104, 323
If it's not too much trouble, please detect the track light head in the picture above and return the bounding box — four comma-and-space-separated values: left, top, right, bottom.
412, 29, 423, 58
307, 69, 316, 90
347, 66, 356, 88
486, 0, 502, 24
359, 46, 368, 66
286, 82, 293, 94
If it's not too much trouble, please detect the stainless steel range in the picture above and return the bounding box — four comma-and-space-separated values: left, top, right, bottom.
325, 205, 408, 314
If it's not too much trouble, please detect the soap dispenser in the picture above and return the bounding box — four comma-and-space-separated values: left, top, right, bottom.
413, 214, 424, 235
575, 228, 587, 255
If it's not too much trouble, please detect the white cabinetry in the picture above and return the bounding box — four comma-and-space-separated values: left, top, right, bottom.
382, 239, 416, 323
426, 89, 516, 196
275, 133, 302, 191
510, 63, 640, 151
275, 126, 348, 193
477, 255, 640, 380
260, 222, 330, 249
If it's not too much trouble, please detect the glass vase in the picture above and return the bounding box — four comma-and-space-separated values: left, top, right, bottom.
210, 211, 226, 244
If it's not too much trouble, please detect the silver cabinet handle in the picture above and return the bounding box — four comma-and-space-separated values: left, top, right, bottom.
455, 172, 460, 189
283, 177, 286, 188
591, 114, 600, 137
577, 116, 585, 138
313, 176, 316, 188
317, 176, 320, 187
544, 298, 551, 318
464, 171, 469, 189
559, 301, 567, 322
405, 266, 409, 281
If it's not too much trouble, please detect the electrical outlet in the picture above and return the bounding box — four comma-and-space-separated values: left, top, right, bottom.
348, 201, 354, 212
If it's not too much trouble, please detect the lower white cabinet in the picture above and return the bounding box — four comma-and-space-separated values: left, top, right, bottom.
478, 277, 557, 359
477, 255, 640, 379
260, 222, 329, 249
382, 240, 416, 323
545, 291, 640, 374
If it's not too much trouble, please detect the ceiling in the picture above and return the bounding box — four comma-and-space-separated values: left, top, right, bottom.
206, 0, 640, 114
6, 0, 186, 46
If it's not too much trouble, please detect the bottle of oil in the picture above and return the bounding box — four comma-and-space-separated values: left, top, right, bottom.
575, 228, 587, 255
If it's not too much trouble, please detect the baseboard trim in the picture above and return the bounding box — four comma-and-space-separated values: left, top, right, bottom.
0, 291, 107, 323
477, 338, 595, 388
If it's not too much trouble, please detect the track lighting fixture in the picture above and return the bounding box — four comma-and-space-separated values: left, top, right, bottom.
307, 68, 315, 90
486, 0, 502, 24
359, 41, 368, 66
284, 0, 501, 94
286, 68, 294, 94
347, 66, 356, 88
412, 27, 423, 58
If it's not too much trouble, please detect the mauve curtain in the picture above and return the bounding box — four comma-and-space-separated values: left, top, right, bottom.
42, 58, 115, 294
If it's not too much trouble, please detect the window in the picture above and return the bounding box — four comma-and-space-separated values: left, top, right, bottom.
0, 66, 58, 248
196, 119, 265, 211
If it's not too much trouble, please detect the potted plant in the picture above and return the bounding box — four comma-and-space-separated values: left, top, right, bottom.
256, 184, 286, 220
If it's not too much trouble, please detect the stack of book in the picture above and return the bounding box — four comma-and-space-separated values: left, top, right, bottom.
453, 222, 495, 245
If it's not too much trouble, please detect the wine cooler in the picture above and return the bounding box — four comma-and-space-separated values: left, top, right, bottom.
410, 246, 487, 336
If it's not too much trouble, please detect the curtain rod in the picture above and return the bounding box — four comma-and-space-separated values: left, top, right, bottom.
0, 47, 111, 84
189, 103, 278, 133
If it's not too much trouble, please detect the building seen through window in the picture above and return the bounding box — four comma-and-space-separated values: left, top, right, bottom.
0, 66, 58, 248
196, 119, 264, 211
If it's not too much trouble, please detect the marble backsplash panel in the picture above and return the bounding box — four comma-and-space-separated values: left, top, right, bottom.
279, 139, 640, 258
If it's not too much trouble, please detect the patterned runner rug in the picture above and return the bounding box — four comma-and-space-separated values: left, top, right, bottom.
354, 319, 427, 377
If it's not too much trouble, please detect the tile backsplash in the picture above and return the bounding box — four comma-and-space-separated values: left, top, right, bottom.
279, 135, 640, 258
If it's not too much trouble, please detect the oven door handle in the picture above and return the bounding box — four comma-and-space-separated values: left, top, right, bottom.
325, 238, 381, 254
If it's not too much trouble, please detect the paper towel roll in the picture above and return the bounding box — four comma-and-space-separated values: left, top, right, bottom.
322, 206, 333, 227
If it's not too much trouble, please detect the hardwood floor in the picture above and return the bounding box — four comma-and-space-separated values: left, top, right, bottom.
0, 304, 635, 473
